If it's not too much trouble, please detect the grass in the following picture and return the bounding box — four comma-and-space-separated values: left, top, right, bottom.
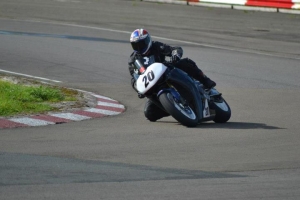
0, 79, 78, 117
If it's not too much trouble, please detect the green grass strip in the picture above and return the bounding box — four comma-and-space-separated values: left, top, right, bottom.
0, 80, 77, 117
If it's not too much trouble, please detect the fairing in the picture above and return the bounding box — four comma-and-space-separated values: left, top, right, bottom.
163, 68, 203, 121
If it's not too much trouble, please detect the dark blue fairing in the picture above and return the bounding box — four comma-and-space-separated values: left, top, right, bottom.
159, 68, 203, 121
157, 88, 180, 101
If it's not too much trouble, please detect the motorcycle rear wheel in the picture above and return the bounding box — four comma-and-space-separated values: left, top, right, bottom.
159, 92, 198, 127
212, 98, 231, 123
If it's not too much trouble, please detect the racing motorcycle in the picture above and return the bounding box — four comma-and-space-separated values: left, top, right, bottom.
134, 55, 231, 127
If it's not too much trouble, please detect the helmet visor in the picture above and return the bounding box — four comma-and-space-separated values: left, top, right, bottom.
131, 36, 151, 54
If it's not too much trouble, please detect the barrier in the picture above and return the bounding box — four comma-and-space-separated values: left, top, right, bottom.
246, 0, 293, 9
142, 0, 300, 12
292, 0, 300, 9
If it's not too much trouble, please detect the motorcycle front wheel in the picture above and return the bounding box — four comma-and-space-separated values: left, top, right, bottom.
159, 92, 198, 127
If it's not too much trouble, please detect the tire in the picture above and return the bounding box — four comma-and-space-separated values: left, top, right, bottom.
159, 92, 198, 127
212, 98, 231, 123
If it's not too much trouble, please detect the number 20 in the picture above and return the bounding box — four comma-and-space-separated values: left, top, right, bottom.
142, 70, 155, 88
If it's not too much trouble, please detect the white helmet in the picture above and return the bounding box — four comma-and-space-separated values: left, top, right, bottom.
130, 29, 152, 54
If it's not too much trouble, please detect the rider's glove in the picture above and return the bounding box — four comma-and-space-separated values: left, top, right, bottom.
171, 54, 181, 63
137, 92, 145, 99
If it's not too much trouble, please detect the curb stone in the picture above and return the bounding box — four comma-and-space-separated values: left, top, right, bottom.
0, 91, 125, 129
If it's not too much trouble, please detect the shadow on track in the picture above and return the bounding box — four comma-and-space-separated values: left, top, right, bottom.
199, 122, 284, 130
156, 121, 283, 130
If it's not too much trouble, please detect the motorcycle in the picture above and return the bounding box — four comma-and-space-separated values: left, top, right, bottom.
134, 55, 231, 127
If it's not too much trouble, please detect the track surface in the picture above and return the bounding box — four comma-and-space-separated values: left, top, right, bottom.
0, 0, 300, 199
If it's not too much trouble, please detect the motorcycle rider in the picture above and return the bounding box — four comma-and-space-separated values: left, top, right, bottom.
128, 28, 216, 122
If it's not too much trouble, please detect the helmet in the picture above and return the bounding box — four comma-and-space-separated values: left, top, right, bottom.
130, 29, 152, 54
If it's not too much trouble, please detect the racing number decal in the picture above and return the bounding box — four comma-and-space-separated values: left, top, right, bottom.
142, 70, 155, 88
143, 57, 150, 65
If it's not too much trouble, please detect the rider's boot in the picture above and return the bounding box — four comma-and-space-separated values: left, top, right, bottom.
196, 71, 216, 89
175, 58, 216, 89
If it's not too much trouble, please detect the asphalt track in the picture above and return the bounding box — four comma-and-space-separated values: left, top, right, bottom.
0, 0, 300, 199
